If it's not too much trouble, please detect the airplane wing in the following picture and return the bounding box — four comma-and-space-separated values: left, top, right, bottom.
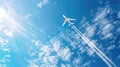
62, 22, 66, 27
70, 19, 76, 20
62, 15, 67, 19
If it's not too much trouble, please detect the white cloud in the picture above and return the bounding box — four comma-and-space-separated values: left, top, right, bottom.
94, 6, 110, 22
60, 47, 72, 61
93, 6, 115, 39
60, 32, 73, 44
28, 59, 39, 67
82, 61, 91, 67
85, 25, 96, 38
41, 55, 58, 66
28, 39, 58, 67
72, 58, 81, 67
59, 32, 78, 49
38, 0, 49, 8
0, 57, 10, 64
107, 45, 115, 51
25, 13, 32, 19
61, 63, 71, 67
51, 38, 72, 61
61, 64, 66, 67
87, 48, 95, 57
103, 33, 113, 39
41, 45, 51, 56
28, 37, 73, 67
0, 37, 8, 45
102, 23, 113, 34
32, 40, 41, 47
4, 30, 14, 37
0, 20, 16, 38
2, 48, 10, 52
28, 63, 39, 67
0, 37, 11, 67
38, 2, 43, 8
47, 56, 57, 64
52, 40, 61, 52
101, 23, 114, 39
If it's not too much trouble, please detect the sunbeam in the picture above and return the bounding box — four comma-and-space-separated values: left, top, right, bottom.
0, 7, 35, 38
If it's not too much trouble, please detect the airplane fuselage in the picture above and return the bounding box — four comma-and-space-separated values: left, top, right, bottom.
64, 18, 71, 23
62, 15, 75, 26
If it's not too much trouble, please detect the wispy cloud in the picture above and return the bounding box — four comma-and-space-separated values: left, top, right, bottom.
28, 38, 72, 66
87, 48, 95, 57
72, 58, 82, 67
101, 23, 114, 39
93, 6, 110, 22
25, 13, 32, 19
61, 64, 66, 67
0, 37, 11, 66
118, 11, 120, 19
60, 47, 72, 61
0, 37, 8, 45
0, 64, 6, 67
82, 61, 91, 67
85, 25, 96, 38
107, 45, 115, 51
38, 0, 49, 8
4, 30, 14, 38
51, 37, 72, 61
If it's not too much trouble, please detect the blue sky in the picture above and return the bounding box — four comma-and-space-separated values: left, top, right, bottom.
0, 0, 120, 67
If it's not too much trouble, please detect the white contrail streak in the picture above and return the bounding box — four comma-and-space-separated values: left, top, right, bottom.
71, 25, 116, 67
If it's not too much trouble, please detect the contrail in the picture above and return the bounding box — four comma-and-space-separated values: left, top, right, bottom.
71, 25, 116, 67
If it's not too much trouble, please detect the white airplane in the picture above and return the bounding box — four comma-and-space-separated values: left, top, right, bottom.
62, 15, 76, 27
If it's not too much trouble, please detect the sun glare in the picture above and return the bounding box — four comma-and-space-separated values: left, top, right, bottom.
0, 7, 29, 38
0, 7, 7, 18
0, 7, 16, 37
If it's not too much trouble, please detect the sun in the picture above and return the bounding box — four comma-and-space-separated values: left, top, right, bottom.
0, 7, 30, 38
0, 7, 7, 18
0, 7, 16, 37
